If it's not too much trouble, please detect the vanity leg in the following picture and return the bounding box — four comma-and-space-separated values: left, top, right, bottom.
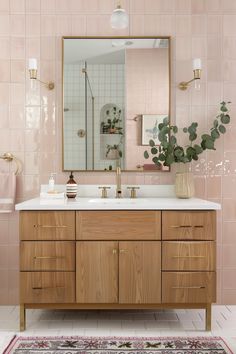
206, 303, 212, 331
20, 304, 25, 331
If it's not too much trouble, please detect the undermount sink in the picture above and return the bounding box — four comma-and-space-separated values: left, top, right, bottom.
87, 198, 149, 204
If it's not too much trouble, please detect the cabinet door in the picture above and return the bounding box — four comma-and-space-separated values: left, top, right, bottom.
76, 241, 118, 303
119, 241, 161, 304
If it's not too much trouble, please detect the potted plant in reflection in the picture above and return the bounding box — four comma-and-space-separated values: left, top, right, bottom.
144, 101, 231, 198
106, 144, 123, 160
102, 106, 123, 134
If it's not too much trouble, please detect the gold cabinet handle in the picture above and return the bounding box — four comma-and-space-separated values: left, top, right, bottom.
32, 286, 65, 290
112, 249, 117, 254
172, 256, 205, 259
33, 256, 65, 260
172, 286, 206, 289
119, 249, 127, 253
171, 225, 204, 228
34, 224, 68, 228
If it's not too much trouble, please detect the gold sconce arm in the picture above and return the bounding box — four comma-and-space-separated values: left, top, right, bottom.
29, 69, 55, 90
178, 69, 201, 91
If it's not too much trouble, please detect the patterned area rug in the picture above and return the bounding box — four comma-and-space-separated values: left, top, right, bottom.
3, 336, 233, 354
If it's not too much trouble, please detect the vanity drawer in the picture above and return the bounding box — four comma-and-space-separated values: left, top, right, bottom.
20, 241, 75, 271
162, 241, 216, 271
20, 272, 75, 303
162, 272, 216, 303
162, 211, 216, 240
76, 211, 161, 240
20, 211, 75, 241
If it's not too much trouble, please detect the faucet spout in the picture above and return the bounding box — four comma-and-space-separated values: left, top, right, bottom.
116, 166, 122, 198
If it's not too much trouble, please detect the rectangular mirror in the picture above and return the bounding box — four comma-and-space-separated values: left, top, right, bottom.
62, 36, 171, 172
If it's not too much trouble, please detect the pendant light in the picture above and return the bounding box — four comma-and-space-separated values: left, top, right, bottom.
110, 2, 129, 29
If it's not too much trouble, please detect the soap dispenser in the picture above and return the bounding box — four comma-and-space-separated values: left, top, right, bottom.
66, 171, 78, 198
48, 173, 55, 193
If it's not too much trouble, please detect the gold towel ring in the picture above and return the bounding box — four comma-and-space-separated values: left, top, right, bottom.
0, 152, 21, 175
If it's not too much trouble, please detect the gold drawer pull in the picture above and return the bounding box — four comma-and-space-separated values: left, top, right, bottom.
33, 256, 65, 260
171, 225, 192, 228
172, 286, 206, 290
34, 225, 67, 228
171, 225, 204, 228
32, 286, 65, 290
172, 256, 205, 259
112, 249, 117, 254
119, 249, 127, 253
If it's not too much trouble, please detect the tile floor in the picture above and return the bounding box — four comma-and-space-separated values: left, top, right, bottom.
0, 306, 236, 353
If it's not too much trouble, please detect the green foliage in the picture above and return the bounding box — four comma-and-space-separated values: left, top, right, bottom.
144, 102, 231, 167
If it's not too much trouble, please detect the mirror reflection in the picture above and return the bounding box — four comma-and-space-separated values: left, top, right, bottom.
63, 37, 170, 172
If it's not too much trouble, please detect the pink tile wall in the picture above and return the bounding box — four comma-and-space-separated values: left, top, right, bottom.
0, 0, 235, 304
125, 48, 169, 170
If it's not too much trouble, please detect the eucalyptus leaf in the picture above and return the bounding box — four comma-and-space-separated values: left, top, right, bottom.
144, 151, 149, 159
183, 127, 188, 133
219, 125, 226, 134
221, 114, 230, 124
211, 129, 220, 139
151, 147, 158, 154
172, 126, 178, 133
149, 139, 155, 147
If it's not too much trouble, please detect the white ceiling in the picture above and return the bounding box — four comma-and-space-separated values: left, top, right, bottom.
64, 38, 169, 64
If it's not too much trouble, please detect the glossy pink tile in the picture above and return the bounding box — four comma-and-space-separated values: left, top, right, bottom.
25, 0, 40, 13
0, 59, 10, 81
222, 222, 236, 244
71, 15, 86, 36
41, 0, 55, 14
8, 269, 19, 304
26, 14, 40, 36
41, 15, 56, 36
10, 0, 24, 13
10, 83, 25, 105
0, 0, 9, 13
206, 0, 220, 13
0, 83, 9, 105
9, 105, 24, 128
223, 15, 236, 35
10, 59, 25, 82
0, 37, 10, 59
175, 0, 191, 14
206, 175, 222, 198
0, 105, 9, 128
10, 37, 25, 59
191, 15, 207, 36
222, 0, 236, 13
191, 0, 206, 14
175, 15, 191, 35
10, 14, 25, 36
207, 15, 221, 35
0, 245, 8, 270
0, 15, 9, 36
0, 221, 9, 244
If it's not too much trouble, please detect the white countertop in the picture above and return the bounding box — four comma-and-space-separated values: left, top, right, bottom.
15, 197, 221, 211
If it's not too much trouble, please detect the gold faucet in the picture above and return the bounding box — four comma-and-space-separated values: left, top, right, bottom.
116, 166, 122, 198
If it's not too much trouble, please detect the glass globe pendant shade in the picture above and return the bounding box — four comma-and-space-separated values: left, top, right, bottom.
110, 5, 129, 29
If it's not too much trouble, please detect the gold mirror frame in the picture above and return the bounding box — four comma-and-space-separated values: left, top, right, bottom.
62, 36, 171, 172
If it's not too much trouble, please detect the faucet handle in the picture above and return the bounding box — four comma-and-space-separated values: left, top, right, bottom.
127, 186, 140, 199
98, 186, 111, 198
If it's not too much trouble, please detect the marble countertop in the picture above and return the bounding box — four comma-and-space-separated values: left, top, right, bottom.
15, 197, 221, 211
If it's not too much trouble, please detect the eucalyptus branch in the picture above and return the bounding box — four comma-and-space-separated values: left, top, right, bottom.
144, 101, 231, 167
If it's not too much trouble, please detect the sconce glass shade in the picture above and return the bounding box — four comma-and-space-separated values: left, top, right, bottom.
110, 6, 129, 29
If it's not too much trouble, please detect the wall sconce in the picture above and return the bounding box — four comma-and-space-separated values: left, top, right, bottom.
178, 58, 202, 91
28, 58, 55, 90
110, 1, 129, 29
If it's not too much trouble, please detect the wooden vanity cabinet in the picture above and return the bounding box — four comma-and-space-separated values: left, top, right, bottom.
19, 209, 216, 332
